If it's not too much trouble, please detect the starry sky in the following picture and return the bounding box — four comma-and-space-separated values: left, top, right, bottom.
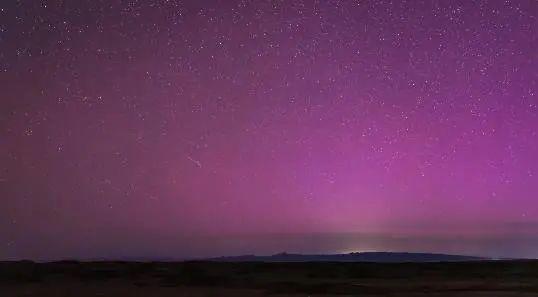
1, 0, 537, 261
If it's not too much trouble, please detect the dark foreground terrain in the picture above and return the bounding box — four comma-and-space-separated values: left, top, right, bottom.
1, 260, 538, 296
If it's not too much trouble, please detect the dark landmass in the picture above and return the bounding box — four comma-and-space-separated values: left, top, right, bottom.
207, 252, 487, 262
2, 259, 538, 296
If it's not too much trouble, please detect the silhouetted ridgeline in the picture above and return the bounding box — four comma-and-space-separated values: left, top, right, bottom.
207, 252, 487, 262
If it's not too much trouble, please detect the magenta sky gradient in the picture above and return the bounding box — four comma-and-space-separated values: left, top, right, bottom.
1, 0, 537, 260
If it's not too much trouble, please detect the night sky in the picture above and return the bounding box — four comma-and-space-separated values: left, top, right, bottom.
1, 0, 537, 261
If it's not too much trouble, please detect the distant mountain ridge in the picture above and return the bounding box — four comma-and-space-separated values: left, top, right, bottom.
207, 252, 487, 263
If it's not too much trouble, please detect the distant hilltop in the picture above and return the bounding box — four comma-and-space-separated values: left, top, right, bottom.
207, 252, 487, 263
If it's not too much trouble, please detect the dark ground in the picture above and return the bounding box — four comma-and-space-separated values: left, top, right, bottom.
1, 260, 538, 296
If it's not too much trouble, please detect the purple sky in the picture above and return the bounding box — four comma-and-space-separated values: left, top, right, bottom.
1, 0, 537, 261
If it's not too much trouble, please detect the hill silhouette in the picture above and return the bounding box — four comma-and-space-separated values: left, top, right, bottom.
208, 252, 486, 262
